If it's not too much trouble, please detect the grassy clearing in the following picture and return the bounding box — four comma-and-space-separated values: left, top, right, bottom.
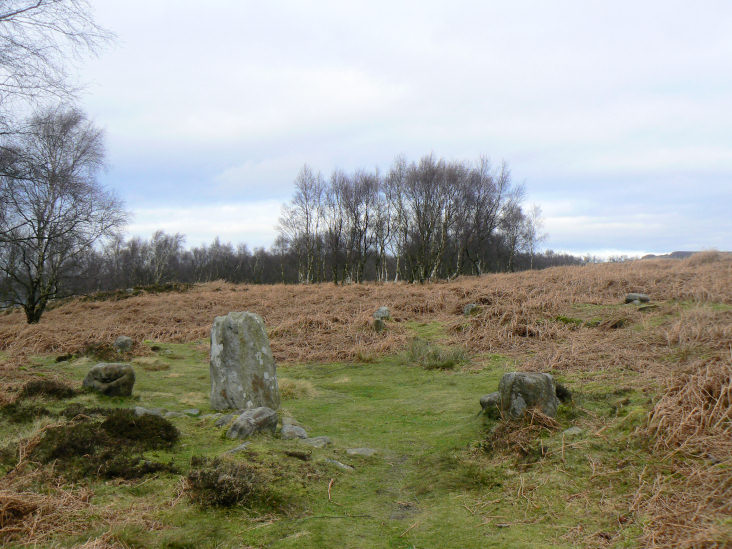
2, 339, 658, 548
0, 256, 730, 547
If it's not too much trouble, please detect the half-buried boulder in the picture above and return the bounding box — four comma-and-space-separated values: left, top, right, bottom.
83, 363, 135, 397
226, 407, 278, 439
625, 293, 650, 304
210, 311, 280, 411
498, 372, 559, 419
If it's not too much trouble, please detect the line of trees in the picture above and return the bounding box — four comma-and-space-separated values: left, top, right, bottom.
43, 229, 583, 299
276, 155, 550, 284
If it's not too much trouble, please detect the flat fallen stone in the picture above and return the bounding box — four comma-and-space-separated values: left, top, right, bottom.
134, 406, 165, 417
625, 293, 650, 304
281, 424, 308, 440
183, 409, 200, 417
300, 436, 332, 448
225, 442, 250, 454
323, 458, 354, 472
214, 413, 235, 427
346, 447, 377, 457
226, 407, 278, 439
164, 411, 185, 418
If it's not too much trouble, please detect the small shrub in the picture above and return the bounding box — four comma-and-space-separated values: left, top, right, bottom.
186, 457, 279, 508
554, 315, 583, 327
19, 379, 77, 400
0, 401, 53, 423
29, 411, 179, 479
101, 409, 179, 449
405, 338, 468, 370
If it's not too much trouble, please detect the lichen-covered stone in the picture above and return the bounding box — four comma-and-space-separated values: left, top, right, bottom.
114, 336, 133, 353
498, 372, 559, 419
226, 407, 278, 439
463, 303, 480, 316
373, 306, 391, 320
210, 311, 280, 411
82, 363, 135, 397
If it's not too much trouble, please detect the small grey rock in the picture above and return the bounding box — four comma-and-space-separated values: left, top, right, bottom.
82, 363, 135, 397
346, 447, 377, 457
463, 303, 480, 316
226, 407, 278, 439
225, 442, 250, 454
215, 413, 235, 427
281, 424, 308, 439
183, 408, 200, 417
373, 306, 391, 320
563, 426, 583, 437
323, 458, 354, 472
164, 411, 185, 418
300, 436, 332, 448
480, 392, 501, 419
625, 293, 650, 304
134, 406, 165, 417
114, 336, 133, 353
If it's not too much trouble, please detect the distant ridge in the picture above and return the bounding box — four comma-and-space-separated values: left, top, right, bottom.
641, 250, 730, 259
642, 251, 696, 259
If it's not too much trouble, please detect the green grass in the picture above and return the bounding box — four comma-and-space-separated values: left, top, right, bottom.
1, 336, 654, 548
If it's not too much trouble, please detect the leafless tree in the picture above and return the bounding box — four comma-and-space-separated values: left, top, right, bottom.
0, 106, 125, 322
0, 0, 113, 110
278, 165, 325, 283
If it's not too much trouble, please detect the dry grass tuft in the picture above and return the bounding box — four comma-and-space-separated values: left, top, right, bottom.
637, 356, 732, 547
0, 478, 94, 545
484, 408, 561, 457
278, 378, 318, 399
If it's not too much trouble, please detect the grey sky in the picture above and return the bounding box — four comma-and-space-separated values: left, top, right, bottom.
79, 1, 732, 256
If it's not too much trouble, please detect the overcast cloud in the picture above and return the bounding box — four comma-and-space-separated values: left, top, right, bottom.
79, 1, 732, 255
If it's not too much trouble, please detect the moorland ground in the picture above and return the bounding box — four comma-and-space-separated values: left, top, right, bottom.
0, 253, 730, 548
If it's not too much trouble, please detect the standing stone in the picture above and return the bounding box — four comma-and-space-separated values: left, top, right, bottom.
82, 363, 135, 397
373, 318, 386, 333
498, 372, 559, 419
210, 311, 280, 411
114, 336, 133, 353
373, 307, 391, 320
